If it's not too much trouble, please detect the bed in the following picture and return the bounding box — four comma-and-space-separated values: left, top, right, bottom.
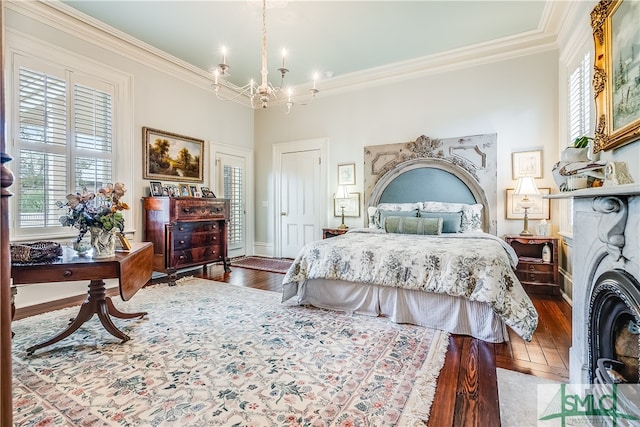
281, 145, 538, 343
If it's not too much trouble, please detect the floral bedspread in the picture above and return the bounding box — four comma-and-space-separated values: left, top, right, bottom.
282, 230, 538, 341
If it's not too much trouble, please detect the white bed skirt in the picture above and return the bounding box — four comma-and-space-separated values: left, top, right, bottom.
283, 279, 509, 343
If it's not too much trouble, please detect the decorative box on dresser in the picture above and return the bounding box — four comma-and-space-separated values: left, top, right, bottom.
504, 235, 559, 295
143, 197, 231, 284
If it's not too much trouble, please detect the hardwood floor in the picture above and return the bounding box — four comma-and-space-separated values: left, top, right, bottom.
14, 262, 572, 425
194, 263, 573, 425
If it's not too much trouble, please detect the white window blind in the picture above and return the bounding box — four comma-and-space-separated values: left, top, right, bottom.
223, 164, 244, 247
562, 51, 592, 235
568, 52, 591, 144
14, 58, 115, 237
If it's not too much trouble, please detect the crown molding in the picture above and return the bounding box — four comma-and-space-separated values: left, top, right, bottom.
7, 0, 565, 109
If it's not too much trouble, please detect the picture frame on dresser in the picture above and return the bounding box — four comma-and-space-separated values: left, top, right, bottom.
179, 184, 190, 197
149, 181, 163, 196
201, 186, 216, 198
591, 0, 640, 152
142, 127, 204, 182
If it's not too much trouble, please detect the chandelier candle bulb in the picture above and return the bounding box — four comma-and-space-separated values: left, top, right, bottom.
281, 48, 286, 68
221, 46, 227, 65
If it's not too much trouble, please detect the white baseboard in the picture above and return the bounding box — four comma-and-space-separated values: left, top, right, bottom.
253, 242, 273, 257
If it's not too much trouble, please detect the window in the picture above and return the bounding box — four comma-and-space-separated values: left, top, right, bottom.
13, 55, 115, 239
568, 51, 591, 144
561, 51, 592, 234
223, 163, 244, 248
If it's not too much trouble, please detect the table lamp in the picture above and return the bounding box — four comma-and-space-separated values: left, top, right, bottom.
514, 176, 539, 236
334, 185, 350, 230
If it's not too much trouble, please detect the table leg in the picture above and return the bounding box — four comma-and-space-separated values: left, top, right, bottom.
26, 279, 143, 355
104, 297, 146, 320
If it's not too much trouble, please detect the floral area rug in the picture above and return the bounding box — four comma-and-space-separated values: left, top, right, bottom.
12, 277, 450, 426
230, 256, 293, 274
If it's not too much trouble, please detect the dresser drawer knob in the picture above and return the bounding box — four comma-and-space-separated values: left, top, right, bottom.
178, 227, 185, 231
183, 208, 191, 213
179, 240, 185, 244
63, 270, 73, 277
179, 255, 185, 260
529, 265, 535, 271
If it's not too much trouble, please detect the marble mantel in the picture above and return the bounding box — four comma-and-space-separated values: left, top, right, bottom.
548, 184, 639, 384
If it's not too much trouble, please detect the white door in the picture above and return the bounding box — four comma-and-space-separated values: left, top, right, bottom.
216, 152, 247, 259
278, 148, 324, 258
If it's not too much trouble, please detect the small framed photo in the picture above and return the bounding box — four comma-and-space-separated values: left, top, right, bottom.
511, 150, 542, 179
201, 186, 216, 198
149, 181, 163, 196
179, 184, 190, 197
165, 184, 179, 197
117, 233, 132, 251
189, 185, 198, 197
505, 187, 550, 220
337, 163, 356, 186
334, 192, 360, 217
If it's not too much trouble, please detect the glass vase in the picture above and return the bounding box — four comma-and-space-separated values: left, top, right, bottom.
90, 227, 117, 259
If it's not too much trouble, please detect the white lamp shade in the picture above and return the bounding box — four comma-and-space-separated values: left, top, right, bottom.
335, 185, 350, 199
514, 176, 539, 196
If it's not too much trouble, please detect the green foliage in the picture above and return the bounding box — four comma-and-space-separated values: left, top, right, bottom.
572, 136, 592, 148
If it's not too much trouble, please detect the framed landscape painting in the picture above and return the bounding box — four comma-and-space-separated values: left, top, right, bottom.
143, 127, 204, 183
591, 0, 640, 152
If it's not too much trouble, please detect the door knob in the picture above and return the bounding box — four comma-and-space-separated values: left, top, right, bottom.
281, 212, 287, 216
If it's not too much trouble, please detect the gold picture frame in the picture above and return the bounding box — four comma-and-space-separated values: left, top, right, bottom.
143, 127, 204, 182
591, 0, 640, 152
505, 187, 550, 220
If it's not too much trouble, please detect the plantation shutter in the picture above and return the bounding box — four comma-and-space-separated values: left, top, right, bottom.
17, 66, 69, 229
568, 52, 591, 144
73, 83, 113, 192
14, 57, 114, 237
223, 164, 244, 247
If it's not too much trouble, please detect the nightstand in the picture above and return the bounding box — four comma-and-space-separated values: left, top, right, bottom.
323, 228, 348, 239
504, 235, 559, 295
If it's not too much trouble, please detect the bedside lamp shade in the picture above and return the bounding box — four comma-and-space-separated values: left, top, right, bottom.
334, 186, 350, 230
514, 176, 539, 236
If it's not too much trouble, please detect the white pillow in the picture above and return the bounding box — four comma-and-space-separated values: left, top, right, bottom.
419, 201, 483, 232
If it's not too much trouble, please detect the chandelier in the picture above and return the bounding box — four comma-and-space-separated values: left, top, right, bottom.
212, 0, 319, 113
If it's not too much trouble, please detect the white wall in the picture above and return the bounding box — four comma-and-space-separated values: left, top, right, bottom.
6, 3, 253, 308
254, 49, 560, 247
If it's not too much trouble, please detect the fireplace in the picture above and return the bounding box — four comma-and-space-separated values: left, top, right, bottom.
553, 185, 640, 386
590, 269, 640, 384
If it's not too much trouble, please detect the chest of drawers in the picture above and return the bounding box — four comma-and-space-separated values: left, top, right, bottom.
504, 235, 559, 295
143, 197, 230, 284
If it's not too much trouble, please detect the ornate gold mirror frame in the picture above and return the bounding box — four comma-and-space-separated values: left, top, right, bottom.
591, 0, 640, 152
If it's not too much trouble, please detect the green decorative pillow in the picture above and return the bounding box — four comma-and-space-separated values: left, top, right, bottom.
384, 216, 443, 235
419, 211, 463, 233
378, 209, 419, 228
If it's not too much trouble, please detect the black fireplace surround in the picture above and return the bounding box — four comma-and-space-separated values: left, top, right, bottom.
590, 269, 640, 384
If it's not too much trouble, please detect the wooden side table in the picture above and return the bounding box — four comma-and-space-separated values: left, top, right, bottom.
504, 235, 559, 295
11, 242, 153, 354
322, 228, 349, 239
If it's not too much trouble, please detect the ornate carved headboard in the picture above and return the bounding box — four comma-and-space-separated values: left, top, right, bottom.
364, 134, 497, 234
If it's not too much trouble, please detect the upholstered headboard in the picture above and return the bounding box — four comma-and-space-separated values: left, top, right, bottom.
369, 158, 491, 232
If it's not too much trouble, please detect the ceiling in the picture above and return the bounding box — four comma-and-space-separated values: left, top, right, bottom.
61, 1, 551, 89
